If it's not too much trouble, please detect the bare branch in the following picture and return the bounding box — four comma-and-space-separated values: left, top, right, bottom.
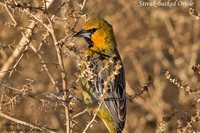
0, 0, 56, 79
0, 111, 56, 133
5, 4, 17, 27
72, 109, 88, 119
80, 0, 87, 11
189, 8, 200, 20
30, 44, 60, 93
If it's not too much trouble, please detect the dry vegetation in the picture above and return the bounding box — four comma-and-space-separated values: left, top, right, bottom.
0, 0, 200, 133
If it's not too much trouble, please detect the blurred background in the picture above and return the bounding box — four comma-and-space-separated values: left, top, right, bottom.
0, 0, 199, 133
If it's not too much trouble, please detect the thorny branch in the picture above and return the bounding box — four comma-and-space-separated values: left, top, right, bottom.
0, 111, 56, 133
189, 8, 200, 20
0, 1, 73, 132
0, 0, 55, 79
30, 44, 60, 92
4, 4, 17, 27
0, 81, 64, 104
164, 71, 200, 94
80, 0, 87, 11
127, 76, 152, 101
29, 9, 71, 133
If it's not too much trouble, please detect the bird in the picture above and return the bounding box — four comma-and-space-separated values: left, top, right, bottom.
74, 18, 126, 133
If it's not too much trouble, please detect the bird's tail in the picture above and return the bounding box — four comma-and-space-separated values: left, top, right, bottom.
117, 131, 121, 133
116, 128, 122, 133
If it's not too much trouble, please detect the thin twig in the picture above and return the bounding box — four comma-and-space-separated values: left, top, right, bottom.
72, 109, 88, 119
81, 0, 87, 11
28, 11, 71, 133
128, 76, 152, 101
0, 20, 35, 79
8, 31, 30, 77
189, 8, 200, 20
30, 44, 60, 93
0, 82, 64, 104
0, 0, 56, 79
0, 111, 56, 133
5, 4, 17, 27
164, 71, 200, 94
48, 17, 71, 133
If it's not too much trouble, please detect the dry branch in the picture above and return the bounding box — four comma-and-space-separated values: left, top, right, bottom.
0, 111, 56, 133
28, 7, 72, 132
0, 0, 55, 79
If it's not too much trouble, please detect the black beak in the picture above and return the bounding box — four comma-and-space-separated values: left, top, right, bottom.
74, 29, 91, 38
74, 29, 94, 48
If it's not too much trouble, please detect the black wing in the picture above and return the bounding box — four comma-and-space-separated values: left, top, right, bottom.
93, 55, 126, 131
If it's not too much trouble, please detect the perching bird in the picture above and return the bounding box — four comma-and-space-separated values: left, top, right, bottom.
74, 18, 126, 133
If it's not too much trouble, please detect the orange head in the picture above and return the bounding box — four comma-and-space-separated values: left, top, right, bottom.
74, 18, 117, 55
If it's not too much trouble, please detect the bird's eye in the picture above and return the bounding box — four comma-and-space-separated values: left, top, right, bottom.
90, 28, 97, 34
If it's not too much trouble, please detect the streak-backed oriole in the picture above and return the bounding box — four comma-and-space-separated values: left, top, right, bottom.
74, 18, 126, 133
